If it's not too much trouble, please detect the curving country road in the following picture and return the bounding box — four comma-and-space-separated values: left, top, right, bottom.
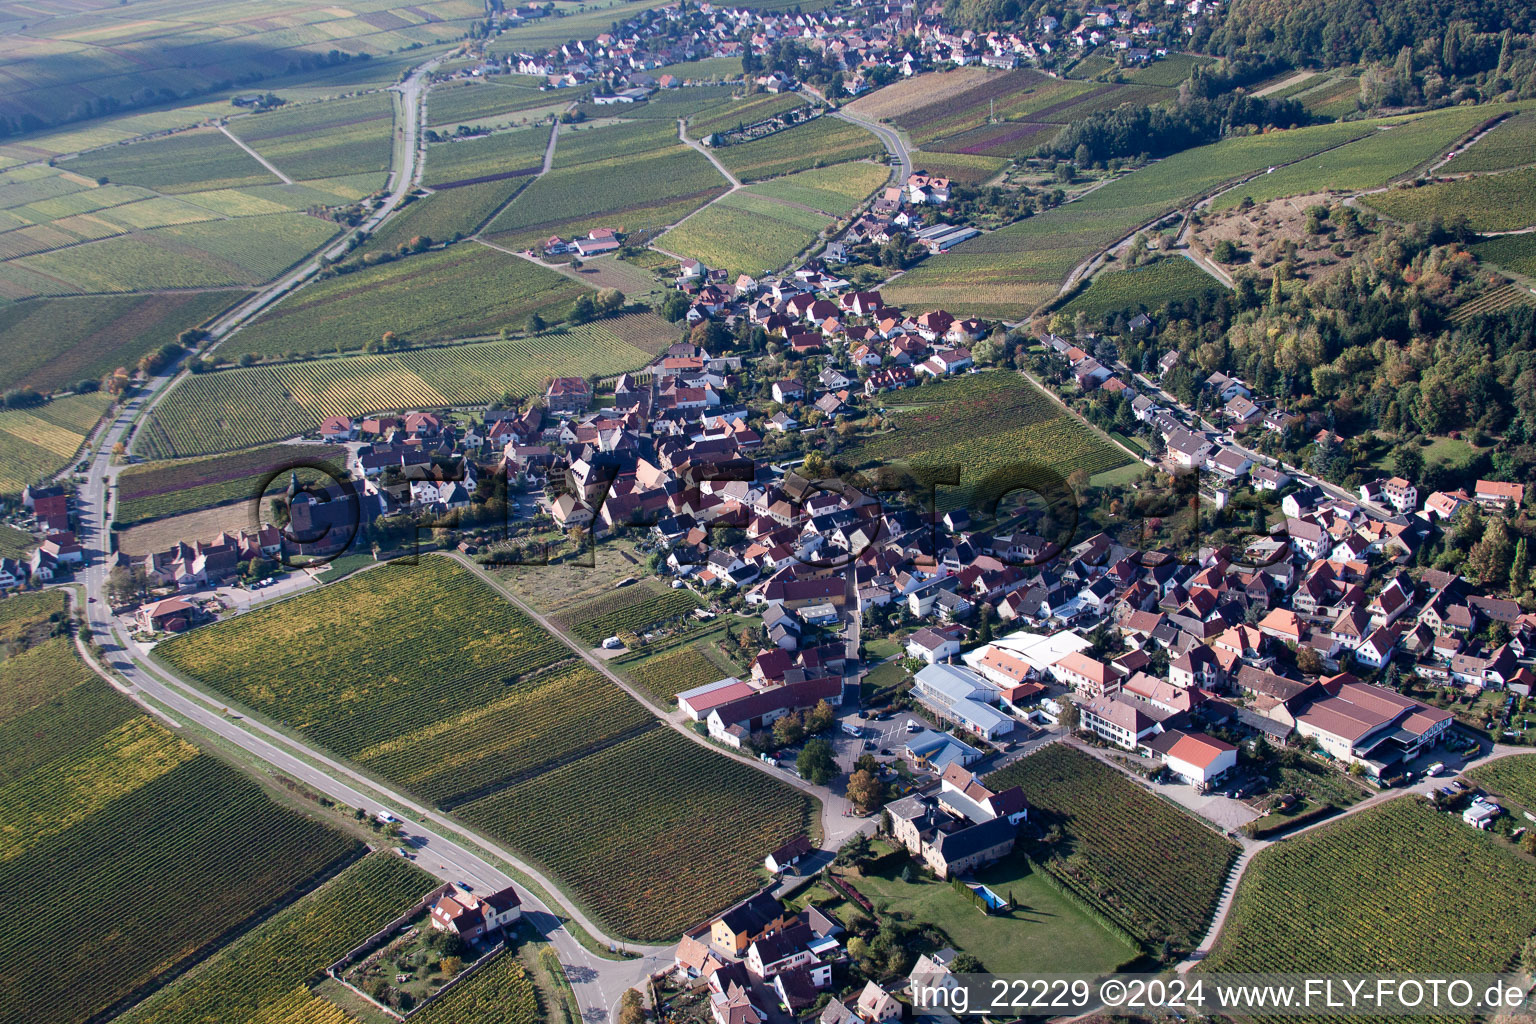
63, 53, 670, 1024
831, 106, 911, 184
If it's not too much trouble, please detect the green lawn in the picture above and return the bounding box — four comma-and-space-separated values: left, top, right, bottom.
850, 853, 1139, 973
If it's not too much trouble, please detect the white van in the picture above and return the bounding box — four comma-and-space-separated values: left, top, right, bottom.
841, 722, 863, 738
905, 719, 922, 733
1426, 762, 1445, 777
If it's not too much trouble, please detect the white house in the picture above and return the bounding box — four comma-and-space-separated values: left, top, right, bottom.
1157, 731, 1237, 791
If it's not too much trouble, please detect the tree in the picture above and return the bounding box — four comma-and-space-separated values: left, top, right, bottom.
527, 312, 546, 333
619, 989, 646, 1024
774, 711, 805, 748
1392, 443, 1424, 482
597, 288, 625, 315
949, 953, 983, 974
1510, 537, 1530, 598
1466, 519, 1514, 587
836, 831, 872, 869
439, 955, 463, 975
846, 769, 883, 812
659, 290, 690, 322
806, 699, 836, 734
1058, 701, 1080, 732
971, 334, 999, 366
570, 294, 597, 323
1296, 646, 1324, 676
797, 737, 836, 785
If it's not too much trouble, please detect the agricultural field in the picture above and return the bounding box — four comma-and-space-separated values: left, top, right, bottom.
687, 93, 809, 139
363, 177, 528, 253
0, 290, 242, 394
11, 212, 340, 295
421, 125, 550, 187
1446, 282, 1536, 323
847, 66, 1021, 121
908, 149, 1009, 186
487, 0, 673, 54
0, 0, 483, 137
659, 192, 831, 277
887, 117, 1379, 318
1363, 167, 1536, 232
625, 644, 727, 704
457, 726, 813, 940
360, 661, 657, 809
67, 128, 280, 193
842, 371, 1128, 510
665, 57, 746, 81
1059, 257, 1228, 321
115, 443, 343, 527
551, 118, 681, 168
138, 317, 662, 457
119, 854, 433, 1024
153, 557, 573, 760
1116, 53, 1215, 87
580, 84, 738, 122
427, 79, 558, 128
1296, 74, 1364, 120
1205, 799, 1536, 975
157, 555, 810, 940
743, 161, 890, 217
857, 67, 1171, 159
0, 525, 32, 560
409, 946, 544, 1024
0, 602, 364, 1024
1441, 110, 1536, 173
483, 145, 729, 250
1468, 754, 1536, 814
1472, 233, 1536, 279
220, 244, 585, 358
556, 580, 703, 646
1211, 105, 1508, 211
228, 93, 395, 183
0, 391, 112, 495
714, 117, 884, 182
985, 745, 1237, 948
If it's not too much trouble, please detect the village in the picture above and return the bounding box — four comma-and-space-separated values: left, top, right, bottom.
483, 0, 1208, 100
14, 226, 1530, 1023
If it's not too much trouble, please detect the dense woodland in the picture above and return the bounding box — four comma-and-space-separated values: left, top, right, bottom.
1196, 0, 1533, 69
1041, 90, 1310, 165
1056, 212, 1536, 499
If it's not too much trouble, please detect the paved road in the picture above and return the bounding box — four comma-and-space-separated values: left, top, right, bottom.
832, 107, 910, 184
64, 54, 669, 1024
184, 56, 443, 363
1171, 741, 1532, 973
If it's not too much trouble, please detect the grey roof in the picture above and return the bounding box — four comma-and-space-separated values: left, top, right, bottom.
933, 814, 1015, 863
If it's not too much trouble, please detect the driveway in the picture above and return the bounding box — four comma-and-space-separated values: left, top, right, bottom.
1155, 782, 1262, 832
